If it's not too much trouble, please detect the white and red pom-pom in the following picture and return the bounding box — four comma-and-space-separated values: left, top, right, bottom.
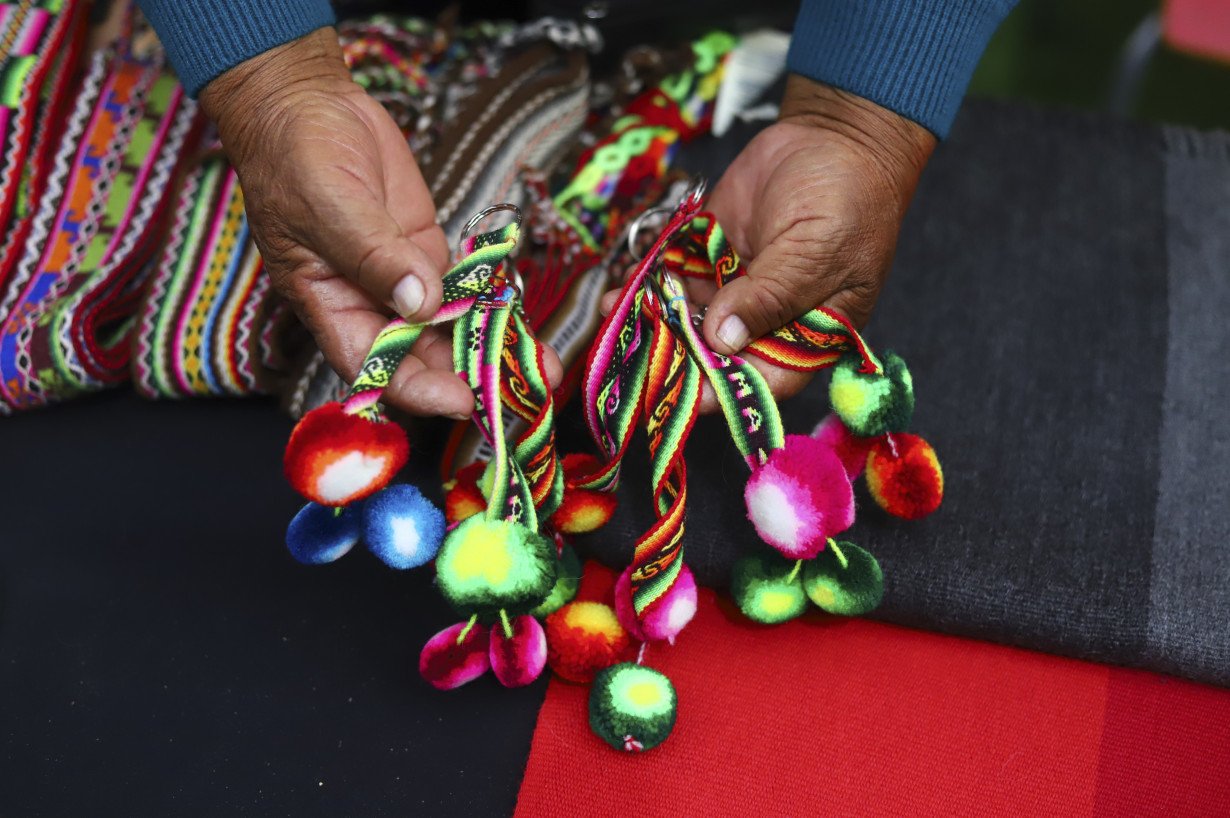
744, 434, 854, 560
489, 614, 548, 688
812, 413, 875, 480
284, 403, 409, 506
419, 621, 490, 690
613, 564, 697, 644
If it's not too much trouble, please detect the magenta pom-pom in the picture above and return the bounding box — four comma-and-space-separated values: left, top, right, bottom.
812, 413, 875, 480
744, 434, 855, 560
489, 614, 548, 688
419, 621, 490, 691
613, 563, 697, 644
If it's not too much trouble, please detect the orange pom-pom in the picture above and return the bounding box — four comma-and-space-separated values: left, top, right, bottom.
866, 433, 944, 520
545, 601, 634, 683
444, 461, 487, 524
284, 403, 408, 506
549, 453, 617, 534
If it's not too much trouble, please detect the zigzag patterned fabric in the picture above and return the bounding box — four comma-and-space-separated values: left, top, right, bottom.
0, 12, 204, 412
131, 152, 297, 399
0, 1, 87, 295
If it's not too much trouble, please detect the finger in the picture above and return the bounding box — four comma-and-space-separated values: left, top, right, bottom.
410, 326, 456, 372
701, 240, 833, 355
288, 271, 392, 382
600, 288, 619, 316
375, 118, 451, 274
313, 198, 445, 325
821, 286, 878, 331
684, 276, 717, 307
385, 363, 474, 419
745, 356, 814, 403
542, 344, 563, 389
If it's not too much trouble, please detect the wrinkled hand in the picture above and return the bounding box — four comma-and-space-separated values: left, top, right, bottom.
201, 28, 560, 418
611, 75, 935, 411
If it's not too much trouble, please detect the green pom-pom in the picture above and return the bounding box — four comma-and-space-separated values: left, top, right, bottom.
731, 551, 808, 624
828, 351, 914, 437
529, 543, 581, 618
589, 663, 677, 752
435, 516, 557, 618
802, 541, 884, 616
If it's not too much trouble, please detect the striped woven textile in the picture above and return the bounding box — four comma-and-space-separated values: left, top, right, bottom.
131, 152, 297, 399
0, 0, 88, 311
0, 13, 204, 412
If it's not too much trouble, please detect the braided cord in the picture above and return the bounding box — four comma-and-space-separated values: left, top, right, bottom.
501, 310, 564, 518
653, 270, 782, 469
629, 318, 699, 615
454, 290, 537, 528
341, 222, 519, 420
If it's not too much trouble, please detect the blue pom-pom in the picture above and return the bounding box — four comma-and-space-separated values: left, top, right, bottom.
362, 483, 446, 570
286, 502, 362, 565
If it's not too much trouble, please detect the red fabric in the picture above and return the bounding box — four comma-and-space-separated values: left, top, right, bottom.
517, 572, 1230, 816
1094, 669, 1230, 816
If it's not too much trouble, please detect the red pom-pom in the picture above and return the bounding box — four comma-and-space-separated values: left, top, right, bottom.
419, 621, 490, 690
444, 461, 487, 525
284, 403, 408, 506
550, 454, 617, 534
744, 434, 854, 560
866, 433, 944, 520
490, 614, 548, 688
545, 601, 634, 683
613, 564, 697, 644
812, 413, 875, 480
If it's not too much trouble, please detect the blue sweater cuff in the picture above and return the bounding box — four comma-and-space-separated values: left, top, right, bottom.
787, 0, 1017, 138
138, 0, 337, 97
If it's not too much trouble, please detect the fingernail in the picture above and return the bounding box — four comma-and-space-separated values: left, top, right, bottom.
716, 314, 749, 351
391, 275, 425, 317
448, 411, 471, 421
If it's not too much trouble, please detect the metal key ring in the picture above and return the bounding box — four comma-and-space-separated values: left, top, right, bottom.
626, 206, 672, 262
458, 203, 523, 254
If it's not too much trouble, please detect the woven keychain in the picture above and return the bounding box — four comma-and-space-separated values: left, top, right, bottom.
567, 180, 945, 752
282, 206, 584, 690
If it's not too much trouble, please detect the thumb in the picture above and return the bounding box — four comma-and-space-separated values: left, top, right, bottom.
701, 241, 834, 355
314, 201, 447, 324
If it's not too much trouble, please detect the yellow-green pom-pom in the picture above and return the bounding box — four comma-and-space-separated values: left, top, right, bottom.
589, 663, 677, 752
435, 516, 557, 618
730, 552, 808, 624
529, 543, 582, 618
828, 351, 914, 437
802, 541, 884, 616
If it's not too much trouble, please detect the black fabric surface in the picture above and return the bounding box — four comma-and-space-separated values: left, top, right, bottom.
0, 395, 543, 816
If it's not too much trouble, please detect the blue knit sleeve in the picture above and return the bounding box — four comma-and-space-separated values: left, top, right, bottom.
136, 0, 337, 97
787, 0, 1018, 138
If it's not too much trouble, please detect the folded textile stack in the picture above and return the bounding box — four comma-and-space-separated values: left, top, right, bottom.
0, 9, 202, 412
